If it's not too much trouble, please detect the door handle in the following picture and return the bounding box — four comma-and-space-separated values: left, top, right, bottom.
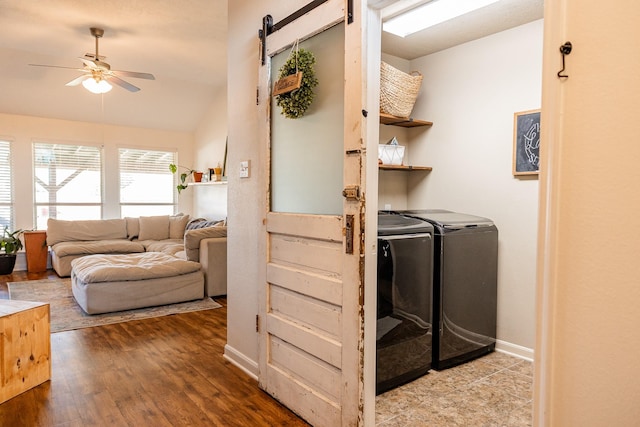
342, 185, 360, 201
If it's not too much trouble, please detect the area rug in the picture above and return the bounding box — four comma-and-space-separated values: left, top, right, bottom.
7, 279, 222, 333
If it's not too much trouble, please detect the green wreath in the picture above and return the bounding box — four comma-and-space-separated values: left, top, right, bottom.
275, 48, 318, 119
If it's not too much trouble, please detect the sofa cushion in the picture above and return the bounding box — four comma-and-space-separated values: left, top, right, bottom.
142, 239, 185, 256
169, 214, 191, 239
51, 239, 145, 257
184, 225, 227, 261
71, 252, 202, 283
138, 215, 170, 240
47, 218, 127, 246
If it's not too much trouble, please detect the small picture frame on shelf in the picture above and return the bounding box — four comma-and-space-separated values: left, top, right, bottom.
513, 109, 541, 176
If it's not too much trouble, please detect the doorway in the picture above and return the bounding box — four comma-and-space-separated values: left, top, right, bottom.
374, 1, 542, 424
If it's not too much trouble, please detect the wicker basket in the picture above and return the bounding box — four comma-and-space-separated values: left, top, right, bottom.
380, 61, 423, 118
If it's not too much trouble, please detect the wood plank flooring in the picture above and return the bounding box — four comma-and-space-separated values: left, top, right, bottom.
0, 270, 308, 427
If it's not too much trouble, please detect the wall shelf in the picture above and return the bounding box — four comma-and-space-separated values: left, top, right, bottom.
187, 181, 228, 186
380, 113, 433, 128
378, 113, 433, 171
379, 165, 432, 172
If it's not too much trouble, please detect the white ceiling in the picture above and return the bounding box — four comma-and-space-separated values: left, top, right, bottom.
0, 0, 542, 133
0, 0, 227, 132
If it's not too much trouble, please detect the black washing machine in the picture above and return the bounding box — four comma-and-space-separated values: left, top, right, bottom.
376, 212, 434, 394
400, 209, 498, 370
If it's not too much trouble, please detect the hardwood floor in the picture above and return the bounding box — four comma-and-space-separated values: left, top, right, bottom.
0, 271, 308, 427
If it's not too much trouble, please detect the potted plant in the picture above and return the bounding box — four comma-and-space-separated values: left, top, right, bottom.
169, 163, 202, 193
0, 226, 24, 275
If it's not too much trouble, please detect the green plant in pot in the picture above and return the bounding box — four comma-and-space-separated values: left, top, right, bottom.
169, 163, 196, 194
0, 226, 24, 275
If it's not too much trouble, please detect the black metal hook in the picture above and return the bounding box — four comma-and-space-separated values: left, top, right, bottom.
557, 41, 572, 79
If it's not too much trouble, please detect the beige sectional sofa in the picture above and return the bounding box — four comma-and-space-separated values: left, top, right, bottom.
46, 215, 227, 297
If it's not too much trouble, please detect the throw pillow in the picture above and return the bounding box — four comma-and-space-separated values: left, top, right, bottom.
186, 218, 224, 230
138, 215, 170, 241
169, 214, 191, 239
125, 217, 140, 240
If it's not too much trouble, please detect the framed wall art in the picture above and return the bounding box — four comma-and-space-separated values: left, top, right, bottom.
512, 109, 541, 176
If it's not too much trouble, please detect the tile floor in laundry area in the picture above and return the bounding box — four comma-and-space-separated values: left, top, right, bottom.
376, 352, 533, 426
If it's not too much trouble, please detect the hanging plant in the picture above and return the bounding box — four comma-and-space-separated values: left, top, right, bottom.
275, 47, 318, 119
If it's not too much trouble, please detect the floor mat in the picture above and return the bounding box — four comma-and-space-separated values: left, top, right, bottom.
7, 278, 221, 333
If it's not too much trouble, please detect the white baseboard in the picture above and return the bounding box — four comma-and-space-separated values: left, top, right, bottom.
12, 251, 52, 273
495, 339, 534, 362
223, 344, 258, 380
221, 340, 534, 384
14, 252, 26, 271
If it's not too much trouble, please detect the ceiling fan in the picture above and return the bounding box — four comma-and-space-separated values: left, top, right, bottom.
29, 27, 155, 93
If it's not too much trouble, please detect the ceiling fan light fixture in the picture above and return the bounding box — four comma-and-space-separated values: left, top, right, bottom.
29, 27, 153, 93
82, 77, 112, 94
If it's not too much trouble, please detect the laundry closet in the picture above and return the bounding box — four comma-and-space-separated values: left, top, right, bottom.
374, 4, 543, 394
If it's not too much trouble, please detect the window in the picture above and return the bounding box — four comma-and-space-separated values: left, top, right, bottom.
0, 140, 13, 230
119, 148, 177, 217
33, 142, 103, 229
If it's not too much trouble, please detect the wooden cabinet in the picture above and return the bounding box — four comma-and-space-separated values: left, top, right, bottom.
379, 113, 433, 172
0, 300, 51, 404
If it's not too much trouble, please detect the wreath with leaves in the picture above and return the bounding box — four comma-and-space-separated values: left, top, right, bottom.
275, 48, 318, 119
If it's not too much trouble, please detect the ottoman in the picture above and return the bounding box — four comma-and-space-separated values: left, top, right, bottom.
70, 252, 205, 314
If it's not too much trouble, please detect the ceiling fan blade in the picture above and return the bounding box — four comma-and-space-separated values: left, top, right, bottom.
79, 57, 98, 68
112, 70, 155, 80
65, 75, 91, 87
29, 63, 86, 72
108, 75, 140, 92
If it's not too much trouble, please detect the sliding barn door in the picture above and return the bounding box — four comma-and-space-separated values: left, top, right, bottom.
257, 1, 368, 425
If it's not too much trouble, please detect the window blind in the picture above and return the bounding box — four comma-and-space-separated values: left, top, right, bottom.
0, 141, 13, 230
119, 148, 176, 217
33, 142, 103, 228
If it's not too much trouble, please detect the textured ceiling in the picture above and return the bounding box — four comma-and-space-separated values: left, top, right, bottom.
0, 0, 543, 132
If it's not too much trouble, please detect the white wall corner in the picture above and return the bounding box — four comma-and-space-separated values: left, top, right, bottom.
223, 344, 259, 380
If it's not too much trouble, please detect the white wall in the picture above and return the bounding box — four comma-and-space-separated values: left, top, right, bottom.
193, 85, 229, 221
194, 85, 228, 175
382, 20, 543, 354
535, 0, 640, 424
0, 112, 195, 233
226, 0, 304, 375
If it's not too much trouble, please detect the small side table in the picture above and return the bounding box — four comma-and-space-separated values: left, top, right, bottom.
23, 230, 48, 273
0, 300, 51, 404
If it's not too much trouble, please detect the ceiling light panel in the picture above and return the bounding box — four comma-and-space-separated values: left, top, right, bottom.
383, 0, 501, 37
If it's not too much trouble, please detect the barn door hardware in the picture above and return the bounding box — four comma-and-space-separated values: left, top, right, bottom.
259, 0, 354, 65
557, 41, 572, 79
259, 15, 273, 66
